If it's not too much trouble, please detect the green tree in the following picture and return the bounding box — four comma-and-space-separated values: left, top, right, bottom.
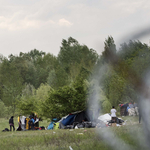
102, 36, 116, 63
9, 54, 36, 86
35, 83, 52, 116
0, 58, 24, 115
43, 76, 87, 119
57, 37, 98, 82
17, 83, 52, 116
16, 83, 36, 115
26, 49, 45, 62
47, 66, 69, 89
34, 53, 58, 88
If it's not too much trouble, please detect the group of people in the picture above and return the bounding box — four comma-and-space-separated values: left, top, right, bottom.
127, 102, 139, 116
111, 102, 142, 124
9, 113, 39, 131
28, 114, 37, 130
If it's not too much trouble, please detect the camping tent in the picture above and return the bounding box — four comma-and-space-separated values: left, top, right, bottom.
47, 110, 92, 130
60, 110, 90, 128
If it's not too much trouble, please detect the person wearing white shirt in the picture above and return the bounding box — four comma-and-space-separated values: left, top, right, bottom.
111, 106, 117, 122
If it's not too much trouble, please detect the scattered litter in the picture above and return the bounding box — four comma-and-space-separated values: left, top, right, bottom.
116, 124, 121, 127
75, 126, 78, 129
84, 130, 87, 132
53, 132, 56, 134
123, 120, 127, 125
69, 129, 73, 131
46, 133, 48, 134
69, 146, 73, 150
77, 133, 83, 135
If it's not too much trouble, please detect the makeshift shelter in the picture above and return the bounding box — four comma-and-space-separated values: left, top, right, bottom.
47, 110, 92, 130
60, 110, 90, 128
74, 111, 90, 123
61, 114, 76, 126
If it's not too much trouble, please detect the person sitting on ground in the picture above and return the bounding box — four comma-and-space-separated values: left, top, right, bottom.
9, 116, 15, 131
16, 120, 22, 131
111, 106, 117, 123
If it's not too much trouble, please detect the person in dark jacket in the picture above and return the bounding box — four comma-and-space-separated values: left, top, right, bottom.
139, 107, 142, 123
9, 116, 15, 131
28, 116, 35, 130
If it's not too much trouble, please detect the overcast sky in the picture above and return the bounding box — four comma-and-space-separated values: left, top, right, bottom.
0, 0, 150, 58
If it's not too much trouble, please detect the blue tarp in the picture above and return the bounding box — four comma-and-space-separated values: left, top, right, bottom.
47, 118, 60, 130
47, 121, 54, 130
61, 114, 75, 126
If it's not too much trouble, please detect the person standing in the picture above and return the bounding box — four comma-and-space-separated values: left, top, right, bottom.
134, 102, 139, 116
139, 107, 142, 123
20, 116, 26, 130
18, 115, 21, 125
9, 116, 15, 131
111, 106, 117, 122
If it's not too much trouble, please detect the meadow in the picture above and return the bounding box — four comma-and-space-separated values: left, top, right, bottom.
0, 116, 148, 150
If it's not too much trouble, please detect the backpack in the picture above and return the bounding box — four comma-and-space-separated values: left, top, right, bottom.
2, 128, 9, 132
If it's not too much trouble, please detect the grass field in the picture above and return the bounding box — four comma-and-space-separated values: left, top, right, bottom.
0, 116, 148, 150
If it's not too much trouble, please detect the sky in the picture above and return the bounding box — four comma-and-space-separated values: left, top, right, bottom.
0, 0, 150, 58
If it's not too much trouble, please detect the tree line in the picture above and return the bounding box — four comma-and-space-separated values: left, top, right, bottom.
0, 36, 150, 119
